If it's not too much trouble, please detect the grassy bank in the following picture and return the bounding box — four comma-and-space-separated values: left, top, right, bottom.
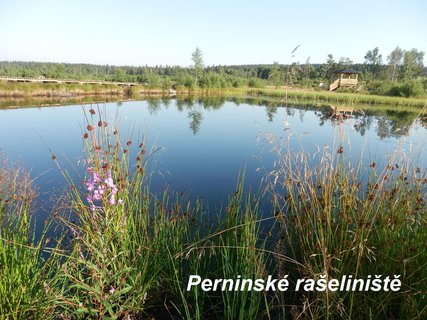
247, 87, 427, 108
2, 81, 427, 109
0, 82, 168, 99
0, 95, 138, 110
0, 81, 243, 99
0, 109, 426, 319
0, 81, 124, 97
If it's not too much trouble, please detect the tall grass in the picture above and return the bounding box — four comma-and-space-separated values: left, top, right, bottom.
248, 87, 427, 108
179, 174, 271, 320
49, 108, 271, 319
0, 158, 61, 319
51, 109, 162, 318
263, 126, 427, 319
0, 82, 127, 98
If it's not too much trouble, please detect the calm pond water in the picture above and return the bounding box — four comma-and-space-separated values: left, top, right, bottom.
1, 96, 426, 220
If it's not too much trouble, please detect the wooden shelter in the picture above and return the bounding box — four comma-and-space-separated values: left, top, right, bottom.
329, 105, 355, 119
329, 69, 360, 91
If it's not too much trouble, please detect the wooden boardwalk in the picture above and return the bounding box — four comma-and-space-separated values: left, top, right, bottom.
0, 76, 138, 86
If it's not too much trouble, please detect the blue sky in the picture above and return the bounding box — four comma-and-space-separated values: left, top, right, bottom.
0, 0, 426, 66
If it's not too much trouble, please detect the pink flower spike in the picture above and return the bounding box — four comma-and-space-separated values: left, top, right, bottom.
105, 177, 115, 188
109, 194, 116, 205
93, 190, 102, 201
86, 180, 95, 191
93, 172, 101, 183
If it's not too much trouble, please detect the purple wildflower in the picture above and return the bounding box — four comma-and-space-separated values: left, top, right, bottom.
93, 172, 101, 183
93, 189, 102, 201
86, 180, 95, 191
85, 166, 120, 207
109, 194, 116, 205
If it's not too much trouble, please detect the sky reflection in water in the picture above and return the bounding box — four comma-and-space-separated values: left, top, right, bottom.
0, 97, 426, 219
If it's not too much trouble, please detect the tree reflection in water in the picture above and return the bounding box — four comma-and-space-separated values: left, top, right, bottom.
0, 95, 423, 139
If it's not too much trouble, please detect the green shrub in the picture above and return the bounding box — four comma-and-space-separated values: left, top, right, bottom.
174, 74, 196, 90
389, 80, 425, 97
232, 78, 245, 88
365, 80, 394, 95
248, 77, 264, 88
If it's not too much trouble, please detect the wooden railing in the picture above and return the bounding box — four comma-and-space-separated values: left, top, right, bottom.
329, 79, 340, 91
0, 76, 138, 86
329, 78, 358, 91
339, 78, 358, 86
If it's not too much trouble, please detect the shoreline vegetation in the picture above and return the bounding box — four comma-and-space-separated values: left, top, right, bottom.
1, 45, 427, 109
0, 108, 426, 319
1, 81, 427, 109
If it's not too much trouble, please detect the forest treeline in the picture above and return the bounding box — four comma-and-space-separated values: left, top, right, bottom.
1, 46, 426, 97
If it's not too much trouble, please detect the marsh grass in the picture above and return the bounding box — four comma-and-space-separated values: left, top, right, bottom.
0, 82, 127, 98
51, 108, 160, 318
178, 174, 271, 320
248, 87, 427, 108
262, 124, 427, 319
0, 158, 61, 319
49, 107, 273, 319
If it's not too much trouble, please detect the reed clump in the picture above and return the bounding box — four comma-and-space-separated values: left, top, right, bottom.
248, 87, 427, 108
0, 157, 61, 319
263, 129, 427, 319
49, 107, 269, 319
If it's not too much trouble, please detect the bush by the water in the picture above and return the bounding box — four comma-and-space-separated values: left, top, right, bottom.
388, 80, 425, 97
367, 79, 426, 97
